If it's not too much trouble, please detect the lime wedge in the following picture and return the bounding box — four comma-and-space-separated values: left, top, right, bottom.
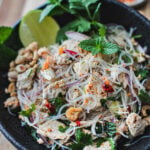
19, 10, 60, 47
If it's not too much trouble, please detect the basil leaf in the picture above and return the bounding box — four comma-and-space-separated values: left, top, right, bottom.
0, 26, 13, 44
102, 41, 119, 55
138, 89, 150, 103
40, 4, 57, 22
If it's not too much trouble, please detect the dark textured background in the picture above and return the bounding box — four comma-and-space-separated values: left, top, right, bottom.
0, 0, 150, 149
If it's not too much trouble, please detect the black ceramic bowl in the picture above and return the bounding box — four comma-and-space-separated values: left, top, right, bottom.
0, 0, 150, 150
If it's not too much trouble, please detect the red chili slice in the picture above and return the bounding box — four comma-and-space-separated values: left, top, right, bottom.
76, 120, 81, 126
102, 84, 114, 93
65, 49, 78, 55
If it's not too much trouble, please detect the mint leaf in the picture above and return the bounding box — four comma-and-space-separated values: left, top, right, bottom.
102, 42, 119, 55
19, 104, 36, 117
79, 38, 119, 55
79, 38, 100, 55
104, 122, 116, 137
138, 89, 150, 103
40, 4, 57, 22
0, 26, 13, 44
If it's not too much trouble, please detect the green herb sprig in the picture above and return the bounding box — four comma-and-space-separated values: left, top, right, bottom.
69, 129, 93, 150
79, 37, 119, 55
138, 89, 150, 103
40, 0, 106, 43
19, 104, 36, 117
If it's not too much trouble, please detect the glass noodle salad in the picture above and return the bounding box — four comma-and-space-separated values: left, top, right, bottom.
3, 0, 150, 150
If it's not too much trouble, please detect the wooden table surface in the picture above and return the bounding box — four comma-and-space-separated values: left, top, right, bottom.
0, 0, 150, 149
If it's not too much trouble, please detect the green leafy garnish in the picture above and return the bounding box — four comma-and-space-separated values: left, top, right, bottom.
0, 26, 13, 44
19, 104, 36, 117
58, 125, 69, 133
40, 4, 58, 22
56, 17, 91, 42
135, 69, 149, 79
96, 137, 115, 150
49, 95, 66, 113
104, 122, 116, 137
79, 37, 119, 55
138, 89, 150, 103
101, 97, 116, 108
69, 129, 93, 150
132, 34, 142, 39
40, 0, 106, 43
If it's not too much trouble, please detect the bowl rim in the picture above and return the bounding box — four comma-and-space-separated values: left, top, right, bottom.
0, 1, 150, 150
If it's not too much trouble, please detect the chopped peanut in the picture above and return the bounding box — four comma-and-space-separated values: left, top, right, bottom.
66, 107, 83, 122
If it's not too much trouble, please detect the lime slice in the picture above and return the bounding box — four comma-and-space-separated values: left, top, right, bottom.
19, 10, 60, 47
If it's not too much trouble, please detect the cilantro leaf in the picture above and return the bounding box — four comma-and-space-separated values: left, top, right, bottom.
56, 17, 91, 42
138, 89, 150, 103
104, 122, 116, 137
0, 26, 13, 44
19, 104, 36, 117
96, 138, 115, 150
96, 138, 107, 147
49, 96, 66, 113
70, 143, 85, 150
75, 129, 93, 145
58, 125, 68, 133
135, 69, 149, 79
70, 129, 93, 150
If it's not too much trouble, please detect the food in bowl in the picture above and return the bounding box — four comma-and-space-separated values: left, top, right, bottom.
2, 0, 150, 150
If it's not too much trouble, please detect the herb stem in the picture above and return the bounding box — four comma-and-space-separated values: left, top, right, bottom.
58, 4, 70, 14
85, 6, 93, 21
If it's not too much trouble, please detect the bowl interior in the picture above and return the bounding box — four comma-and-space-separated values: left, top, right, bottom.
0, 0, 150, 150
